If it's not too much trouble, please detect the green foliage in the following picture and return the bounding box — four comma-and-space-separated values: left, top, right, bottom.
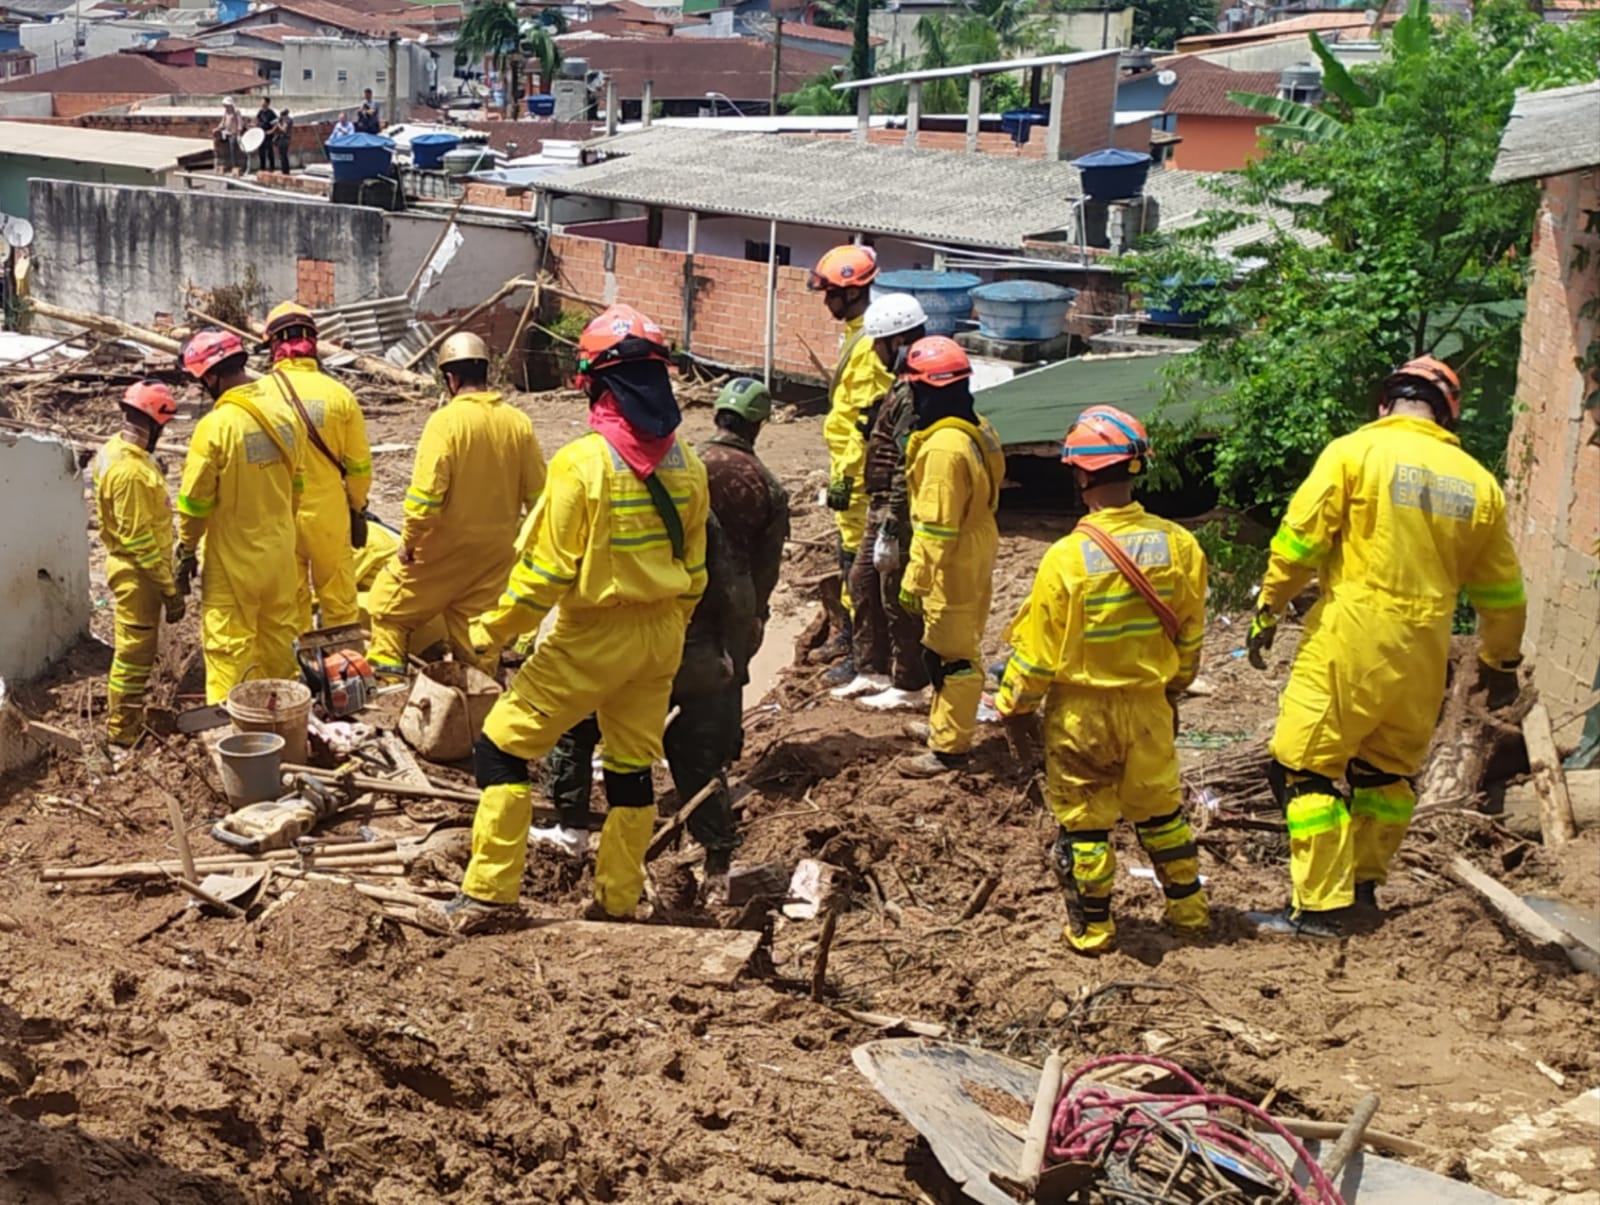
1124, 0, 1600, 517
782, 71, 855, 116
1192, 515, 1270, 615
519, 21, 563, 95
852, 0, 872, 81
1130, 0, 1215, 50
545, 308, 591, 343
456, 0, 522, 118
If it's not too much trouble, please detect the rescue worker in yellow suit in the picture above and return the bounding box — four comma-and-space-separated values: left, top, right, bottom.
1244, 357, 1526, 938
419, 304, 710, 936
894, 337, 1005, 778
353, 518, 447, 653
808, 244, 892, 685
258, 301, 373, 631
94, 381, 185, 746
365, 332, 545, 676
175, 329, 305, 703
996, 407, 1210, 955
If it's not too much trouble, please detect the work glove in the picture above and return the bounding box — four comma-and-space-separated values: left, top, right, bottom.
1475, 658, 1521, 711
1246, 609, 1278, 670
174, 548, 199, 596
825, 477, 854, 512
467, 618, 494, 657
897, 587, 923, 616
162, 592, 187, 624
872, 524, 902, 574
349, 508, 369, 550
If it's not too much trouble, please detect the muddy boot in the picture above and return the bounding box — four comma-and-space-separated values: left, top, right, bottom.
859, 686, 928, 712
902, 719, 931, 742
417, 893, 520, 937
1354, 880, 1378, 910
899, 750, 967, 779
822, 656, 858, 687
830, 671, 888, 699
1246, 905, 1343, 940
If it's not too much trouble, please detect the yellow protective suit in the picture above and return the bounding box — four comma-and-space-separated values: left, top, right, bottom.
997, 503, 1209, 952
354, 522, 447, 653
460, 432, 709, 918
902, 414, 1004, 756
823, 316, 891, 556
265, 359, 372, 631
365, 390, 545, 676
94, 434, 178, 744
1260, 415, 1526, 912
177, 383, 305, 704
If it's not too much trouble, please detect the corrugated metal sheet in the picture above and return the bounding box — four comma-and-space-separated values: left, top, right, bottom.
313, 296, 415, 355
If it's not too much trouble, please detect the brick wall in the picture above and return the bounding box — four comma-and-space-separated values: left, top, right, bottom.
461, 180, 534, 211
77, 112, 332, 161
1504, 167, 1600, 719
296, 257, 336, 307
1058, 51, 1119, 160
52, 92, 154, 118
256, 171, 331, 196
548, 232, 842, 382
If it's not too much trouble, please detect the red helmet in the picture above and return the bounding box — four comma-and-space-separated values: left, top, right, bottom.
121, 379, 177, 426
575, 304, 670, 378
900, 336, 972, 387
1062, 406, 1151, 474
182, 328, 245, 379
807, 244, 878, 292
1385, 355, 1461, 421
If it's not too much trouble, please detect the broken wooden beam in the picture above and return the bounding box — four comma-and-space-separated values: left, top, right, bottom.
1448, 856, 1597, 975
29, 299, 182, 355
1524, 703, 1577, 845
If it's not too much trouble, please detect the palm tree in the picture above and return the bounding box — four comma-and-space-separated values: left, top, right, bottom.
782, 71, 855, 115
456, 0, 521, 119
519, 19, 563, 96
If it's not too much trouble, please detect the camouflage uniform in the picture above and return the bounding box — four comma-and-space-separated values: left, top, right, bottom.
548, 430, 789, 872
848, 380, 930, 691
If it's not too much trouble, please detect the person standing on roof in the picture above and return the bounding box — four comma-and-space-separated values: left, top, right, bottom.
355, 99, 380, 135
995, 407, 1210, 956
541, 377, 789, 892
808, 244, 892, 686
254, 96, 277, 174
94, 381, 184, 746
895, 337, 1004, 778
420, 304, 711, 936
214, 98, 242, 175
365, 332, 545, 676
175, 329, 305, 703
273, 107, 294, 173
832, 293, 932, 711
260, 301, 373, 633
1243, 357, 1526, 939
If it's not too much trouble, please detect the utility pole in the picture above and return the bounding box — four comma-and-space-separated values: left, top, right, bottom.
386, 34, 398, 127
769, 17, 782, 114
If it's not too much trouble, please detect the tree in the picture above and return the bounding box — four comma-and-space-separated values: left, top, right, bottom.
1130, 0, 1215, 49
1124, 0, 1600, 514
851, 0, 873, 81
782, 71, 855, 115
456, 0, 522, 119
519, 19, 563, 96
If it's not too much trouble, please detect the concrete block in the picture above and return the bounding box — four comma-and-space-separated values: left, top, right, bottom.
0, 434, 89, 683
955, 330, 1076, 364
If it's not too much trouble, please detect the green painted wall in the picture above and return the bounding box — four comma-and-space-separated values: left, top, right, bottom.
0, 158, 162, 223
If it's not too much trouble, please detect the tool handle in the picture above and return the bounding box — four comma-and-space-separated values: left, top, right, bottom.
1321, 1091, 1380, 1181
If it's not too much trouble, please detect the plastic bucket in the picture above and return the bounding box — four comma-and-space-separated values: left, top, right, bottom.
217, 731, 286, 806
226, 678, 311, 766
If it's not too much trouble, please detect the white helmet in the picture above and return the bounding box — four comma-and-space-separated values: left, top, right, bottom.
863, 293, 927, 340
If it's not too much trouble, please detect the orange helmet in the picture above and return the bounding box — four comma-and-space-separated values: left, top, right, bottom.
1062, 406, 1151, 474
263, 300, 318, 341
900, 336, 972, 388
1385, 355, 1461, 421
575, 304, 670, 379
181, 328, 245, 379
807, 244, 878, 292
121, 379, 178, 426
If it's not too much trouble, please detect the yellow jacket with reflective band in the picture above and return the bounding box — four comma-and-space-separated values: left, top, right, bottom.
477, 430, 710, 647
176, 381, 304, 603
1258, 415, 1525, 665
997, 503, 1208, 714
267, 358, 372, 514
822, 316, 892, 488
94, 433, 177, 596
399, 390, 545, 556
903, 415, 1004, 635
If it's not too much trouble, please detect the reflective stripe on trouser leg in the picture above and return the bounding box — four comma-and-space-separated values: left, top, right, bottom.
1350, 780, 1415, 888
594, 768, 656, 918
1058, 827, 1116, 953
1134, 807, 1208, 931
1282, 774, 1353, 912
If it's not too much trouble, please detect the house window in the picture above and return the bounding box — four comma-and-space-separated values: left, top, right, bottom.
336, 68, 348, 83
374, 69, 385, 83
302, 67, 313, 80
744, 240, 790, 266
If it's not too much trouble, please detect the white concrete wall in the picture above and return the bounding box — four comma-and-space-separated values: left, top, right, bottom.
279, 38, 437, 106
658, 211, 935, 273
0, 93, 51, 118
19, 20, 148, 68
0, 434, 89, 683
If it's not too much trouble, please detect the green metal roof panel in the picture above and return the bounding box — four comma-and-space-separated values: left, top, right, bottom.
975, 354, 1201, 450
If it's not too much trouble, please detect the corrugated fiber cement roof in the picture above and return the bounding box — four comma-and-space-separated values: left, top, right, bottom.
975, 353, 1216, 449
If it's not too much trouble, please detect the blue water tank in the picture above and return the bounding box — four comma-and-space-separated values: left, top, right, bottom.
409, 132, 460, 170
969, 280, 1078, 341
526, 94, 556, 117
1145, 275, 1218, 325
872, 270, 981, 337
1072, 147, 1153, 202
999, 108, 1048, 145
216, 0, 249, 22
325, 132, 395, 181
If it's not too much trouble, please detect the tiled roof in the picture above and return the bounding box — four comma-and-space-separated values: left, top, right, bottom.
0, 53, 262, 94
1164, 64, 1282, 118
777, 19, 883, 47
550, 36, 836, 102
228, 23, 301, 43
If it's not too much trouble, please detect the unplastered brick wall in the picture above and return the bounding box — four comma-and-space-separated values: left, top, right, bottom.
461, 181, 534, 212
256, 171, 331, 197
296, 257, 336, 308
1504, 167, 1600, 717
548, 233, 840, 382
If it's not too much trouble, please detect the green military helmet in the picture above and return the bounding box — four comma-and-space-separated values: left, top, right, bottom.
714, 376, 772, 424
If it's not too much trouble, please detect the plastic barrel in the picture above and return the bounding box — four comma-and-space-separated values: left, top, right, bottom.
871, 271, 981, 337
969, 280, 1078, 341
527, 94, 556, 117
325, 132, 395, 181
410, 132, 460, 170
217, 731, 286, 806
1072, 148, 1153, 202
226, 678, 311, 767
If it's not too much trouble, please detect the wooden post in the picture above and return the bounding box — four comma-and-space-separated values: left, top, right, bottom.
965, 73, 983, 153
680, 210, 699, 356
641, 79, 653, 128
1525, 703, 1578, 845
1045, 62, 1068, 161
604, 77, 618, 136
905, 80, 921, 147
763, 217, 778, 388
854, 86, 870, 143
769, 20, 782, 114
386, 35, 398, 129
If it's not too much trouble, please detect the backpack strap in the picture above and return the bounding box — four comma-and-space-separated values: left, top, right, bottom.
271, 371, 344, 478
1076, 519, 1181, 643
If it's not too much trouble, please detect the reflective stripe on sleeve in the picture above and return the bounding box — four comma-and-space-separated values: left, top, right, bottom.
1270, 524, 1325, 565
176, 493, 215, 518
1465, 579, 1526, 609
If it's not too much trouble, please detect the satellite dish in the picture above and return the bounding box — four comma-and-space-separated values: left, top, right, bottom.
241, 126, 265, 153
0, 215, 33, 248
1157, 69, 1177, 85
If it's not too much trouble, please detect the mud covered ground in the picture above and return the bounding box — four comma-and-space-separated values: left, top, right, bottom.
2, 387, 1598, 1204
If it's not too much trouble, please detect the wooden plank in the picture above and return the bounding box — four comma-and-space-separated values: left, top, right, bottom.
1447, 856, 1595, 977
1500, 771, 1600, 840
524, 921, 761, 987
1524, 703, 1577, 846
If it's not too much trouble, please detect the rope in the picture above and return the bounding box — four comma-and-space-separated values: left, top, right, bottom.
1046, 1054, 1345, 1205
